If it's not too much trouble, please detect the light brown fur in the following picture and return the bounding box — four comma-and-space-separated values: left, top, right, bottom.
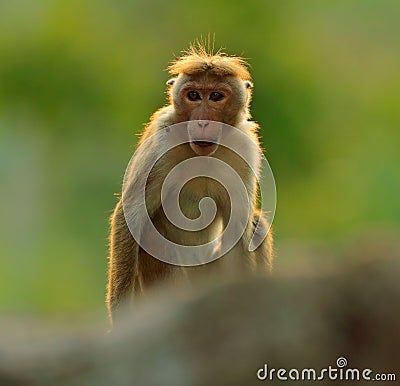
107, 44, 273, 323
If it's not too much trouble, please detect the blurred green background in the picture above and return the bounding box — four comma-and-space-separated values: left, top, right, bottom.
0, 0, 399, 316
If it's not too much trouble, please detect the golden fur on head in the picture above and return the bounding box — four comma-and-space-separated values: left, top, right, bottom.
168, 41, 251, 80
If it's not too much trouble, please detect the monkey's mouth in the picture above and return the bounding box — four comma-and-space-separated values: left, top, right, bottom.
192, 139, 218, 147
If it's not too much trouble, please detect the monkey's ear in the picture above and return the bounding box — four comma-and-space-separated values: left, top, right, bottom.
244, 80, 253, 89
166, 78, 176, 86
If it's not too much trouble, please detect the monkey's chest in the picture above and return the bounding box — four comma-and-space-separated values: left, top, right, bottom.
176, 177, 228, 220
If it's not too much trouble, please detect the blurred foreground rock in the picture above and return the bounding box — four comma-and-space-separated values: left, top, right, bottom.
1, 253, 399, 385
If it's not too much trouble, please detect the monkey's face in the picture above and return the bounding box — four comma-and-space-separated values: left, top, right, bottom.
169, 74, 252, 156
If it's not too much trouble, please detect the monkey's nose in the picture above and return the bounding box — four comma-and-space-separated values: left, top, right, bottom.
197, 120, 209, 129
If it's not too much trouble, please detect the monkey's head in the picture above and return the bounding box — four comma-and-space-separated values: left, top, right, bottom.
166, 45, 253, 156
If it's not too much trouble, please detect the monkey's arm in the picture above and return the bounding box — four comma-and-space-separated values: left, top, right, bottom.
107, 127, 167, 322
107, 198, 139, 322
251, 210, 273, 272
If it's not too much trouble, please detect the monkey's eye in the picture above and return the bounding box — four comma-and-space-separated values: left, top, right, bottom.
209, 91, 224, 101
187, 91, 201, 101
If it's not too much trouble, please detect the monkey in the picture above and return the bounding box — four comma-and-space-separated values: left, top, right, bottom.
107, 43, 274, 322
